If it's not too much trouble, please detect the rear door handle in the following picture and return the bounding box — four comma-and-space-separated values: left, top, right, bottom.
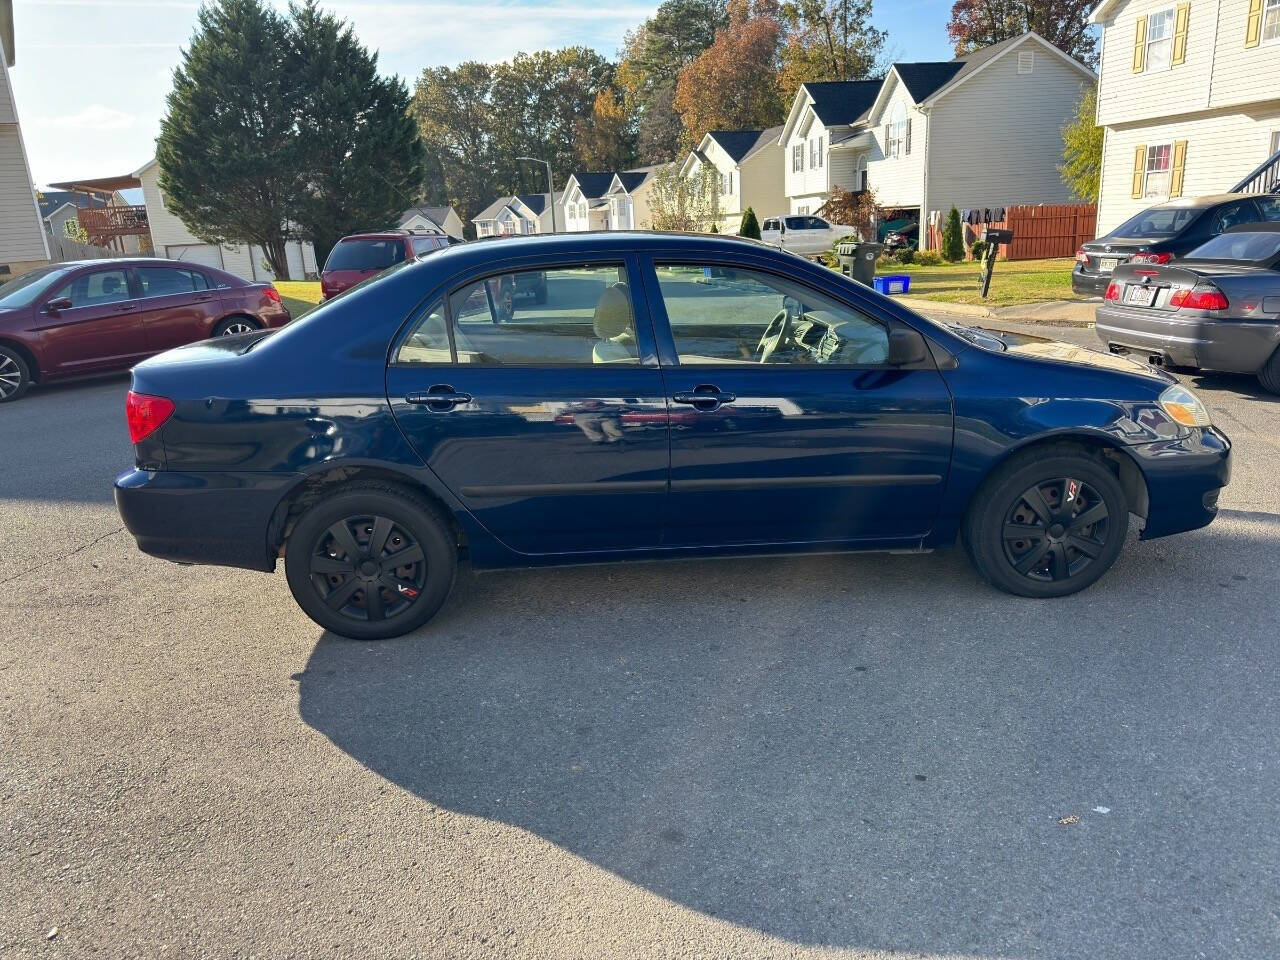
405, 385, 472, 411
673, 385, 736, 412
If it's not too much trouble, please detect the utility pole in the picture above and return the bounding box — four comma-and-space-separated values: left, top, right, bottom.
516, 157, 557, 233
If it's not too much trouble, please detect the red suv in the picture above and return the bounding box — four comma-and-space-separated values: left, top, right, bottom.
320, 231, 452, 300
0, 258, 290, 402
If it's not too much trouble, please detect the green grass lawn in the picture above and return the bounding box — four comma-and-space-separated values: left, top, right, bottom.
878, 257, 1080, 307
273, 280, 322, 318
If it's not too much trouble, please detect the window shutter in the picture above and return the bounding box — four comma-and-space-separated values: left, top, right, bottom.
905, 118, 913, 154
1133, 15, 1148, 72
1132, 145, 1147, 198
1172, 3, 1190, 64
1246, 0, 1263, 47
1170, 140, 1188, 196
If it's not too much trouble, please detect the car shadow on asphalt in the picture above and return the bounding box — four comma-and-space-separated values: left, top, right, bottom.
295, 532, 1279, 957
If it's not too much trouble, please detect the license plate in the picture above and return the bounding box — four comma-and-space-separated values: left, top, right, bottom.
1124, 284, 1157, 307
1098, 257, 1119, 272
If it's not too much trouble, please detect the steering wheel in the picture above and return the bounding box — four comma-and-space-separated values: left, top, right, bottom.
756, 309, 792, 363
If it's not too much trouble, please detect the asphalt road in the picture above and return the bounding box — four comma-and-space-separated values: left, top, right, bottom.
2, 321, 1278, 959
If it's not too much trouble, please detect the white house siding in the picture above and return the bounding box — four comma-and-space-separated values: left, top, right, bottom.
866, 76, 927, 210
927, 41, 1090, 219
1097, 106, 1280, 230
0, 57, 48, 271
784, 108, 837, 213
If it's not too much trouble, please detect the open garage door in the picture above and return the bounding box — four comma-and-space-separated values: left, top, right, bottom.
166, 244, 224, 269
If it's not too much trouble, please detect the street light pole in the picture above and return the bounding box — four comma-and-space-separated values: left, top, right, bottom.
516, 156, 557, 233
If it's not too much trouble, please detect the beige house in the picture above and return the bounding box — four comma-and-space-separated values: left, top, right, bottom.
1090, 0, 1280, 232
603, 167, 659, 229
398, 205, 464, 239
473, 193, 562, 236
680, 129, 785, 232
0, 0, 51, 279
134, 157, 317, 281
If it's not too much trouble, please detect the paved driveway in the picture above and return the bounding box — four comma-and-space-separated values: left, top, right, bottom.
1, 322, 1278, 958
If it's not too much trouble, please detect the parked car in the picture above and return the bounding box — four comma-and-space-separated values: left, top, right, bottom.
320, 230, 451, 300
1095, 223, 1280, 392
0, 258, 290, 403
883, 222, 919, 254
114, 232, 1230, 640
760, 215, 852, 257
1073, 194, 1280, 296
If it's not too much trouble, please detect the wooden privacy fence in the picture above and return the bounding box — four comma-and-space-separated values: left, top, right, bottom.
927, 203, 1097, 260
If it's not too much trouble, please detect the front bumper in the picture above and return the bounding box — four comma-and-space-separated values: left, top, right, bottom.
1130, 427, 1231, 539
1096, 306, 1280, 374
114, 468, 302, 572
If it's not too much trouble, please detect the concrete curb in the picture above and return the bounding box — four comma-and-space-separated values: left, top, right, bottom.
896, 296, 1098, 328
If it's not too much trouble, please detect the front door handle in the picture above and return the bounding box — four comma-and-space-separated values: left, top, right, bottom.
193, 294, 213, 302
405, 385, 473, 411
673, 385, 736, 412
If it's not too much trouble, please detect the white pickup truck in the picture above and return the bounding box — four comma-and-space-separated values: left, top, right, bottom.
760, 215, 854, 258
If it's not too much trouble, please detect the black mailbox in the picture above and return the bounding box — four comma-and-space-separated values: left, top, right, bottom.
983, 227, 1013, 245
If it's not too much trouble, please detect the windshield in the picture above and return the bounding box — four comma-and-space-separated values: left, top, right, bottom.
1110, 206, 1202, 238
1185, 231, 1280, 262
0, 266, 71, 308
324, 238, 406, 271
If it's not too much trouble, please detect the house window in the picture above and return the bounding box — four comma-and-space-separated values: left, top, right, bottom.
810, 138, 817, 166
1144, 143, 1174, 197
1018, 50, 1034, 73
817, 136, 824, 167
1265, 0, 1280, 42
886, 102, 909, 159
792, 144, 803, 172
857, 155, 869, 191
1145, 8, 1175, 71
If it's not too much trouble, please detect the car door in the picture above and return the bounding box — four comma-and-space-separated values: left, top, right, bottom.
386, 255, 671, 555
644, 256, 954, 547
761, 218, 782, 247
132, 265, 224, 353
36, 266, 145, 376
782, 216, 818, 255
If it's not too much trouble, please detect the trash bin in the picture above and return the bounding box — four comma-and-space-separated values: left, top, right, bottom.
836, 240, 883, 286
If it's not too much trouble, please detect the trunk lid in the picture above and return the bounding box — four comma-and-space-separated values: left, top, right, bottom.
1107, 263, 1207, 313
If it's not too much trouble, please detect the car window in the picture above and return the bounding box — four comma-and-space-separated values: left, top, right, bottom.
762, 219, 778, 232
51, 268, 131, 308
653, 263, 889, 366
411, 235, 444, 256
806, 217, 829, 230
1111, 206, 1201, 238
784, 216, 808, 231
1208, 202, 1261, 235
1257, 197, 1280, 222
324, 239, 406, 271
1185, 231, 1280, 262
395, 300, 453, 364
404, 264, 637, 366
135, 266, 208, 298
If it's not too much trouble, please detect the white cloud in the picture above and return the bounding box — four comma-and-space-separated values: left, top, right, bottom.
34, 105, 137, 132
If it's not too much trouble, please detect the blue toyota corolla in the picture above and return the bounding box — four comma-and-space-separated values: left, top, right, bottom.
113, 233, 1230, 639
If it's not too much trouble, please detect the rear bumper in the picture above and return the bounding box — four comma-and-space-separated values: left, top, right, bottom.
114, 468, 301, 572
1131, 427, 1231, 539
1096, 307, 1280, 374
1071, 267, 1111, 296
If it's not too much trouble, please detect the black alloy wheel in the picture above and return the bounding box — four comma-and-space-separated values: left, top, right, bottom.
1000, 478, 1110, 583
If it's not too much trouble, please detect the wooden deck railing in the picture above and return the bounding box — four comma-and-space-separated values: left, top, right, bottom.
77, 205, 150, 244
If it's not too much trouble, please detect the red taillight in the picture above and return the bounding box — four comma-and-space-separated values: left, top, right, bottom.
1104, 281, 1121, 301
126, 391, 175, 444
1075, 248, 1088, 264
1169, 285, 1229, 311
1130, 251, 1173, 265
264, 287, 282, 304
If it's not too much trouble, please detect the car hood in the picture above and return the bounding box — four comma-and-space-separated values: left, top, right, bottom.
949, 323, 1171, 380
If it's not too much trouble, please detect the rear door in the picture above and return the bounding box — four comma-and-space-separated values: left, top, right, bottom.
387, 255, 671, 554
36, 266, 146, 375
644, 257, 953, 547
132, 265, 223, 353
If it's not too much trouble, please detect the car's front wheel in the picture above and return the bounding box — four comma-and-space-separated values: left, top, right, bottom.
284, 483, 457, 640
963, 446, 1129, 598
0, 346, 32, 403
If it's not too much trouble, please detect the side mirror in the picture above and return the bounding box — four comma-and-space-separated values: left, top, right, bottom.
887, 327, 929, 366
44, 297, 73, 314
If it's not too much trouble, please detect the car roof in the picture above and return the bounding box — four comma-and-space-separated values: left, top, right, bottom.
338, 232, 413, 241
432, 230, 770, 263
1147, 194, 1251, 210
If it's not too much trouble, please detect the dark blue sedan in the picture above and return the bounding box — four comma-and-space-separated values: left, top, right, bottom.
114, 233, 1230, 639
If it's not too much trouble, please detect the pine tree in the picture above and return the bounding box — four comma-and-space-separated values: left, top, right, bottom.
941, 206, 964, 263
739, 207, 761, 240
709, 222, 720, 233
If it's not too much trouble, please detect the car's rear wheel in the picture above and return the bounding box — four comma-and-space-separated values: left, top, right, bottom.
284, 483, 457, 640
1257, 346, 1280, 395
963, 446, 1128, 598
0, 346, 32, 403
214, 316, 261, 336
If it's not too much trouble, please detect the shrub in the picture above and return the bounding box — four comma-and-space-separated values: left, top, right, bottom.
709, 222, 719, 233
941, 206, 964, 262
969, 239, 988, 262
896, 247, 915, 265
738, 207, 761, 240
913, 249, 942, 266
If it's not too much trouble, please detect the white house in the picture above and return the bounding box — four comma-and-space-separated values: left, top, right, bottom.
562, 173, 620, 231
398, 204, 464, 239
0, 0, 51, 279
603, 166, 659, 230
778, 33, 1097, 247
134, 157, 317, 281
1089, 0, 1280, 232
472, 192, 563, 236
680, 128, 786, 231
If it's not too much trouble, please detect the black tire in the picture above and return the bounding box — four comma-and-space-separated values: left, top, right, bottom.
962, 445, 1128, 598
213, 316, 262, 337
0, 345, 32, 403
1258, 347, 1280, 395
284, 482, 457, 640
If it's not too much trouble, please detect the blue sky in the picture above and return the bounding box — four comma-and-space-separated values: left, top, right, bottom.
10, 0, 956, 185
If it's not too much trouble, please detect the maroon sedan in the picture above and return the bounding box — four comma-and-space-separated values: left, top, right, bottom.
0, 258, 290, 402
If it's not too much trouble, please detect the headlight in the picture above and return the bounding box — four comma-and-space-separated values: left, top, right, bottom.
1159, 384, 1212, 428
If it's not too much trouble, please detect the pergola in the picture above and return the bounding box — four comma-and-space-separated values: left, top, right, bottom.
47, 174, 150, 252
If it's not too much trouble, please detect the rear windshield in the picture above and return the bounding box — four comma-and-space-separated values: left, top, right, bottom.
1185, 231, 1280, 262
0, 265, 72, 308
1111, 206, 1202, 238
325, 238, 406, 271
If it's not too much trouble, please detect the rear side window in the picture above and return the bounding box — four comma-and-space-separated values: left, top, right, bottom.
325, 239, 406, 271
395, 264, 637, 366
135, 266, 208, 297
1257, 197, 1280, 222
411, 235, 444, 256
762, 219, 778, 231
784, 216, 807, 230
